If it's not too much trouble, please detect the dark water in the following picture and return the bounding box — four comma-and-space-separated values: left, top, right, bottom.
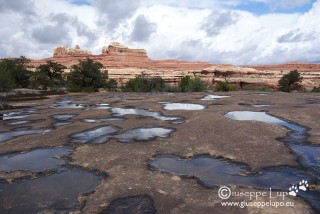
111, 108, 182, 122
0, 148, 71, 172
0, 168, 101, 214
114, 128, 174, 142
149, 155, 315, 189
70, 126, 120, 144
0, 128, 53, 143
150, 111, 320, 211
100, 195, 156, 214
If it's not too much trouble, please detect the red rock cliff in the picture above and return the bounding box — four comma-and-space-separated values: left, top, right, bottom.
28, 42, 320, 88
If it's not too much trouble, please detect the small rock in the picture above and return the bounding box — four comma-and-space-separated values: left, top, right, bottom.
172, 176, 181, 181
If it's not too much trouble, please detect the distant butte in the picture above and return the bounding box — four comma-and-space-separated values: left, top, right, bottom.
28, 42, 320, 88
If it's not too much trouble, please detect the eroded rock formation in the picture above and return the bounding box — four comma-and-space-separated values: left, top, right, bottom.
28, 42, 320, 88
53, 45, 92, 57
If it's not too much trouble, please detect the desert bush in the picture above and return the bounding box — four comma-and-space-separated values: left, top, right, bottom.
33, 61, 66, 90
311, 86, 320, 92
179, 76, 207, 92
215, 81, 238, 92
163, 85, 181, 92
262, 86, 272, 91
122, 75, 165, 92
1, 56, 32, 88
0, 61, 15, 92
278, 70, 302, 92
105, 79, 118, 91
67, 58, 106, 92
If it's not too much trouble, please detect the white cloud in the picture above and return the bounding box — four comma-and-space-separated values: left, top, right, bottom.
0, 0, 319, 65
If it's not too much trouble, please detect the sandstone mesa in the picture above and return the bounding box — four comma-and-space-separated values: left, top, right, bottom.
28, 42, 320, 88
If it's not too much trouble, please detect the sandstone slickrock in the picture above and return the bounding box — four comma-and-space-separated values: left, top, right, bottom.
28, 42, 320, 88
53, 45, 92, 57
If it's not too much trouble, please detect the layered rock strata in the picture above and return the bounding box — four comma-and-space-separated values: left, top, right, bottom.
28, 43, 320, 88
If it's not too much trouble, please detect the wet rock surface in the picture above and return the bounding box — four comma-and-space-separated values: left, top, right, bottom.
100, 195, 156, 214
0, 147, 71, 172
0, 91, 319, 214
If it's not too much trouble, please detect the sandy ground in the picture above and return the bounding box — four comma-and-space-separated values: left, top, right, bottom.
0, 91, 319, 214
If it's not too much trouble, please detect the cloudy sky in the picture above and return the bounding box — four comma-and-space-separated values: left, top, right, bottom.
0, 0, 319, 65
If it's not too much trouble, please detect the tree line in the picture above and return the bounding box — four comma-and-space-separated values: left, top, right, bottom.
0, 56, 319, 93
0, 57, 116, 93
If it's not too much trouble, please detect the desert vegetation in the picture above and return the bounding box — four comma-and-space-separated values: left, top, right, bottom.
67, 58, 107, 92
278, 70, 303, 92
214, 81, 238, 92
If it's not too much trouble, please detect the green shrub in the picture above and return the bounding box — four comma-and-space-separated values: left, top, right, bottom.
278, 70, 302, 92
0, 56, 32, 88
163, 85, 181, 92
311, 86, 320, 92
242, 85, 257, 91
122, 75, 165, 92
67, 58, 106, 92
0, 61, 14, 93
179, 76, 192, 92
215, 81, 238, 92
178, 76, 207, 92
262, 86, 272, 91
241, 85, 273, 92
33, 61, 66, 90
105, 79, 118, 91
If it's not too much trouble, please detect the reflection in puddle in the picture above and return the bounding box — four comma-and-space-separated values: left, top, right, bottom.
149, 155, 320, 212
95, 104, 111, 109
223, 110, 320, 210
225, 111, 306, 134
0, 108, 38, 120
5, 120, 32, 126
70, 126, 120, 144
52, 100, 85, 109
239, 103, 271, 107
162, 103, 206, 110
252, 104, 271, 107
82, 118, 124, 123
111, 108, 181, 122
201, 95, 231, 100
224, 111, 316, 173
51, 114, 77, 121
0, 148, 71, 172
5, 119, 45, 127
0, 168, 101, 213
149, 155, 313, 189
115, 128, 174, 142
0, 128, 53, 143
53, 99, 110, 110
290, 145, 320, 178
71, 126, 174, 144
225, 111, 283, 124
100, 195, 156, 214
53, 121, 72, 127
